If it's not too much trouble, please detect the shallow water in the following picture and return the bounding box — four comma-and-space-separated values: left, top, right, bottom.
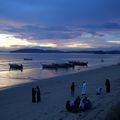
0, 53, 119, 88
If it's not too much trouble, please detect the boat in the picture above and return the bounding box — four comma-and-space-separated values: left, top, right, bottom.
42, 64, 57, 69
56, 63, 74, 68
69, 61, 88, 66
24, 58, 32, 60
9, 63, 23, 71
42, 63, 75, 69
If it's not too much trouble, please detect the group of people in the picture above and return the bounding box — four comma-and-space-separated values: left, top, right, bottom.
66, 96, 92, 113
68, 80, 91, 113
70, 80, 87, 97
67, 79, 111, 112
32, 86, 41, 103
70, 79, 111, 97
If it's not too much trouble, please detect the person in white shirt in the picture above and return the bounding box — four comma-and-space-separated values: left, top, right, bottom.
82, 80, 86, 96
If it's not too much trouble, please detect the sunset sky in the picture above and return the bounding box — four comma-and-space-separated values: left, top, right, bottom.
0, 0, 120, 50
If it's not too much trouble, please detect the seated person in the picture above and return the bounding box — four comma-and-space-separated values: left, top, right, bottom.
70, 100, 74, 110
76, 96, 81, 105
96, 87, 102, 95
79, 99, 85, 111
83, 96, 92, 110
66, 100, 72, 112
73, 96, 81, 113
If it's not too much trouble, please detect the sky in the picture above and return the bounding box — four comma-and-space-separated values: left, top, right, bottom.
0, 0, 120, 51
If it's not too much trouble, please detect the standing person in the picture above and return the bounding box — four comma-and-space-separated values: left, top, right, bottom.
105, 79, 110, 93
20, 64, 23, 72
82, 80, 86, 96
32, 87, 36, 103
36, 86, 41, 102
71, 82, 75, 97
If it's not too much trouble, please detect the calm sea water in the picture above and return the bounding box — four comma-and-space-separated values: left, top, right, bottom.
0, 53, 119, 89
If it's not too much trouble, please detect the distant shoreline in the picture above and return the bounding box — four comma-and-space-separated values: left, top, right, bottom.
9, 48, 120, 54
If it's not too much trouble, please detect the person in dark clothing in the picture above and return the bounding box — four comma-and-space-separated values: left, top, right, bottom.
32, 88, 36, 103
75, 96, 80, 106
71, 82, 75, 97
66, 100, 72, 112
105, 79, 110, 93
36, 86, 41, 102
83, 96, 92, 110
20, 64, 23, 72
73, 96, 81, 112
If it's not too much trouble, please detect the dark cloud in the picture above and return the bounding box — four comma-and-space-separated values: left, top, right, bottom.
2, 22, 120, 41
0, 0, 120, 25
102, 22, 120, 29
82, 22, 120, 30
1, 24, 83, 40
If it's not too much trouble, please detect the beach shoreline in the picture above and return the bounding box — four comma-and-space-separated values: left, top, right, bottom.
0, 64, 120, 120
0, 52, 119, 90
0, 63, 118, 91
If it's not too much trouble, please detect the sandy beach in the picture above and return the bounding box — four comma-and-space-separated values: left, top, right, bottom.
0, 64, 120, 120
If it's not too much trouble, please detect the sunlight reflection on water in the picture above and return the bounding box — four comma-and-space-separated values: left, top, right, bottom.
0, 53, 119, 88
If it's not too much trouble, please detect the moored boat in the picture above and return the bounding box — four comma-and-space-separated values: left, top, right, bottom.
24, 58, 32, 60
69, 61, 88, 66
42, 63, 75, 69
9, 63, 23, 71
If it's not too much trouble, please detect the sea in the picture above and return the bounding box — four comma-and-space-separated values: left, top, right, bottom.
0, 53, 119, 89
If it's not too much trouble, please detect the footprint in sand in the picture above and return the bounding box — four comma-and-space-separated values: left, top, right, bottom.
59, 110, 64, 113
58, 118, 63, 120
43, 91, 51, 95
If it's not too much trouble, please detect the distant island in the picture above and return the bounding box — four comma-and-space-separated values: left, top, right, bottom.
10, 48, 63, 53
10, 48, 120, 54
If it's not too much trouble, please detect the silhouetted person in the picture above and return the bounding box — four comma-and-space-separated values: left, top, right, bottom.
66, 100, 72, 112
36, 86, 41, 102
71, 82, 75, 97
83, 96, 92, 110
105, 79, 110, 93
74, 96, 80, 107
20, 64, 23, 72
32, 88, 36, 103
73, 96, 81, 112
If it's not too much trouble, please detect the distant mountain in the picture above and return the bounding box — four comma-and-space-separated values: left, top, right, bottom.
10, 48, 120, 54
67, 50, 120, 54
94, 50, 120, 54
10, 48, 64, 53
109, 50, 120, 54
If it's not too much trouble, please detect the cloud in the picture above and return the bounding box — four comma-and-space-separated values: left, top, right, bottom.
102, 22, 120, 29
0, 0, 120, 25
107, 40, 120, 44
0, 23, 83, 40
0, 0, 120, 49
